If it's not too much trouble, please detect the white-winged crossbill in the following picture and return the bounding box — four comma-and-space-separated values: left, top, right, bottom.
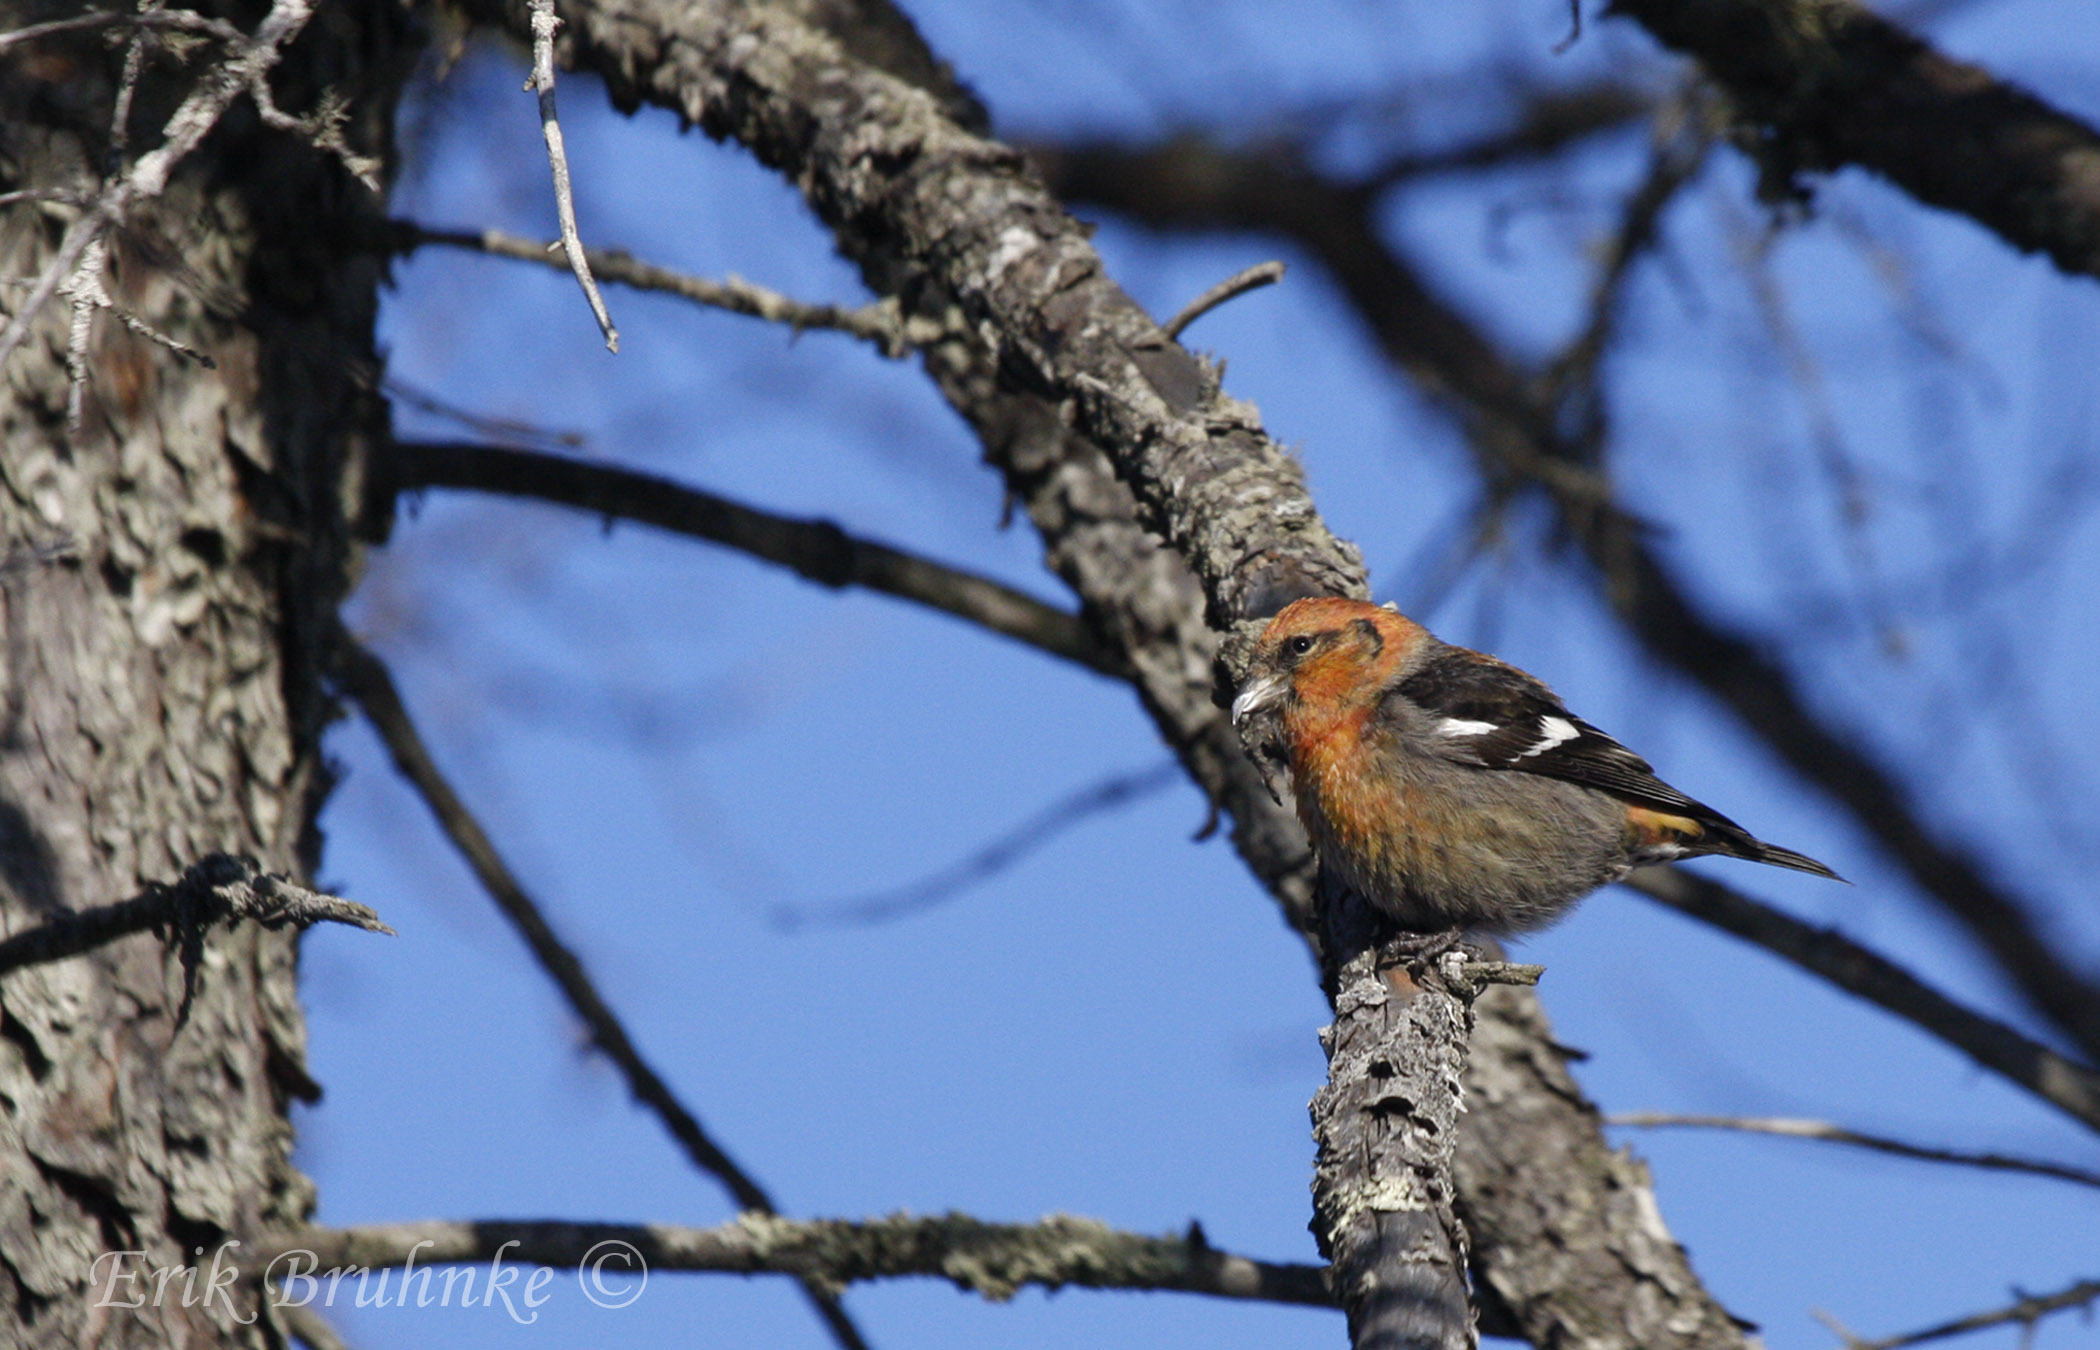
1231, 596, 1840, 935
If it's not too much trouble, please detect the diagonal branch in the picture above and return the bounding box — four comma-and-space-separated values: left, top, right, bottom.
1623, 867, 2100, 1133
452, 4, 1753, 1344
771, 761, 1181, 929
1821, 1274, 2100, 1350
1033, 128, 2100, 1068
472, 0, 1366, 629
1611, 0, 2100, 281
378, 439, 1119, 676
332, 634, 871, 1350
252, 1212, 1335, 1307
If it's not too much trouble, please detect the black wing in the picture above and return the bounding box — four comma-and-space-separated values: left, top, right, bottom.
1392, 646, 1727, 822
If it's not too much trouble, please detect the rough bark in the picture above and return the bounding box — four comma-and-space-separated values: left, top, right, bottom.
1459, 987, 1751, 1350
456, 0, 1761, 1342
1311, 883, 1478, 1350
0, 5, 410, 1343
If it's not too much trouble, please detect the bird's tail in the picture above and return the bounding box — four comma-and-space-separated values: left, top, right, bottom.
1739, 837, 1846, 882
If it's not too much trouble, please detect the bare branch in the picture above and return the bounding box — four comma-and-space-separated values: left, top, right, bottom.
1609, 1113, 2100, 1190
466, 4, 1751, 1342
0, 0, 318, 373
54, 236, 218, 436
252, 1212, 1335, 1307
107, 0, 160, 168
391, 221, 942, 356
383, 375, 586, 448
0, 7, 246, 54
1163, 260, 1286, 341
772, 761, 1180, 930
248, 79, 383, 191
526, 0, 618, 352
1819, 1275, 2100, 1350
494, 0, 1365, 625
332, 635, 869, 1350
1612, 0, 2100, 280
1362, 81, 1655, 187
0, 853, 392, 980
1623, 867, 2100, 1134
1036, 128, 2100, 1067
1545, 87, 1717, 447
380, 439, 1119, 675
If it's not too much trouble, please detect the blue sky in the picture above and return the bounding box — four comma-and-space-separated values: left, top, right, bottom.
299, 2, 2100, 1345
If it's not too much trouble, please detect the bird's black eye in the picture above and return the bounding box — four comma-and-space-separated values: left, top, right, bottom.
1287, 634, 1315, 656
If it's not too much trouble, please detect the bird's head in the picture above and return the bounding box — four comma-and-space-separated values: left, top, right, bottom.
1230, 597, 1427, 728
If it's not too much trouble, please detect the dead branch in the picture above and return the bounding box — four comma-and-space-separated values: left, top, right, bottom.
1820, 1275, 2100, 1350
1610, 1113, 2100, 1190
1624, 867, 2100, 1133
525, 0, 618, 351
0, 8, 246, 54
0, 853, 391, 979
772, 761, 1181, 929
378, 439, 1119, 675
1163, 260, 1286, 341
250, 1211, 1334, 1307
1613, 0, 2100, 280
1311, 907, 1488, 1350
452, 2, 1755, 1342
0, 0, 319, 373
390, 221, 942, 356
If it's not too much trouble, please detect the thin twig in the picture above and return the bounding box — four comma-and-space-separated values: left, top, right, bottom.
524, 0, 617, 352
1818, 1276, 2100, 1350
0, 7, 247, 54
0, 189, 94, 210
1545, 87, 1714, 448
106, 0, 162, 170
0, 853, 392, 979
332, 635, 869, 1350
773, 761, 1180, 930
393, 222, 941, 356
382, 439, 1121, 676
1624, 867, 2100, 1134
1162, 260, 1285, 341
383, 375, 585, 449
1609, 1113, 2100, 1190
54, 235, 218, 434
250, 1212, 1335, 1308
0, 0, 316, 373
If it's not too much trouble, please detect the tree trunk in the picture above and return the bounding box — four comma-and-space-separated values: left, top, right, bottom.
0, 6, 413, 1342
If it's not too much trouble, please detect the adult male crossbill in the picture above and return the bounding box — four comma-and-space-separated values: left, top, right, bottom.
1231, 596, 1840, 936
